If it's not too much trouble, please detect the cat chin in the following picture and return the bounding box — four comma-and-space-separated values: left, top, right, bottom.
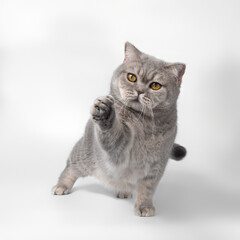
127, 100, 146, 111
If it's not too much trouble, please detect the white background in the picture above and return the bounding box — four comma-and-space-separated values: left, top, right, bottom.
1, 0, 240, 239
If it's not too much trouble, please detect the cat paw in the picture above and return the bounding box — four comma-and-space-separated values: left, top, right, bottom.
134, 205, 155, 217
51, 184, 71, 195
116, 192, 132, 199
91, 95, 115, 127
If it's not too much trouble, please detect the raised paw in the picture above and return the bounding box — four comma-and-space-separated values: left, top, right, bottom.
135, 205, 155, 217
91, 95, 115, 127
51, 184, 71, 195
116, 192, 132, 199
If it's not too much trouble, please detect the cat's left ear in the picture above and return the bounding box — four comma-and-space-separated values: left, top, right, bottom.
166, 63, 186, 86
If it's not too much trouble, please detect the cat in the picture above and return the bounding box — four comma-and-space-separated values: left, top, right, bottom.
51, 42, 186, 217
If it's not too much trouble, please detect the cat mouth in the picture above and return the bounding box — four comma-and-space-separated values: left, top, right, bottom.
131, 97, 141, 103
129, 96, 152, 107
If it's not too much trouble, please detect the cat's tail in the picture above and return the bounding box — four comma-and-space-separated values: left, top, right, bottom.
170, 143, 187, 161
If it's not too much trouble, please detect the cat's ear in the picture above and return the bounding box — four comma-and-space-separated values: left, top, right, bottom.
124, 42, 141, 63
166, 63, 186, 85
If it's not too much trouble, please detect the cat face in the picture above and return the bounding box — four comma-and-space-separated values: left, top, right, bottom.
111, 42, 185, 113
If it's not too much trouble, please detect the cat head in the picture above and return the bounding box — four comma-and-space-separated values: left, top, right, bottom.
110, 42, 185, 113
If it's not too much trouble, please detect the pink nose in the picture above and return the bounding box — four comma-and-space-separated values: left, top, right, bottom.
137, 90, 143, 95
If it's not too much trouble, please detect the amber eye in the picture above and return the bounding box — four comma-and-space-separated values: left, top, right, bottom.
150, 82, 162, 90
127, 73, 137, 82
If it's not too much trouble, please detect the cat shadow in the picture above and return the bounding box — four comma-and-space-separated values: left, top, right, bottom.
154, 170, 240, 220
70, 172, 240, 220
72, 182, 113, 198
72, 180, 133, 202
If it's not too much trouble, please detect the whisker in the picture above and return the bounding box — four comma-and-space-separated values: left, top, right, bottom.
146, 104, 156, 140
136, 104, 145, 123
118, 98, 129, 116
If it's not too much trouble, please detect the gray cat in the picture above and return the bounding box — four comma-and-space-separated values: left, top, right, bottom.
51, 42, 186, 217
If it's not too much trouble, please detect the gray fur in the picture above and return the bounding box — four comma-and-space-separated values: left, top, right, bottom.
52, 42, 186, 217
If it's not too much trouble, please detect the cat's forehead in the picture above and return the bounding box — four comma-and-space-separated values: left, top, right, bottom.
124, 58, 167, 83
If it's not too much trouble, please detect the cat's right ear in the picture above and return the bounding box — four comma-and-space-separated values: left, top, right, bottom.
166, 63, 186, 86
124, 42, 141, 63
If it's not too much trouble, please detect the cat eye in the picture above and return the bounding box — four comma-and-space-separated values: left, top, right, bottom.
150, 82, 162, 90
127, 73, 137, 82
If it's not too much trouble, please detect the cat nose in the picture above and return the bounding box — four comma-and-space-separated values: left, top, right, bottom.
137, 90, 143, 95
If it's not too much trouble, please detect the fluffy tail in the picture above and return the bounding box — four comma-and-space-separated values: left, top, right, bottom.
170, 143, 187, 161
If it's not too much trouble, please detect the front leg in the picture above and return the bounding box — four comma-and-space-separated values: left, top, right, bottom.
134, 163, 165, 217
134, 176, 158, 217
91, 95, 131, 158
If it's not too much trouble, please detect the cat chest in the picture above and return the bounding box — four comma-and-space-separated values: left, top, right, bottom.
130, 132, 164, 158
102, 140, 158, 183
109, 139, 162, 184
101, 130, 174, 184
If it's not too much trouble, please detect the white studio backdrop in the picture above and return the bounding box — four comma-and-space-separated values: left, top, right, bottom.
0, 0, 240, 239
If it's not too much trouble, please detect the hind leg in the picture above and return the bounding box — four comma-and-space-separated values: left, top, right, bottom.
116, 191, 133, 199
114, 182, 134, 199
51, 165, 78, 195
